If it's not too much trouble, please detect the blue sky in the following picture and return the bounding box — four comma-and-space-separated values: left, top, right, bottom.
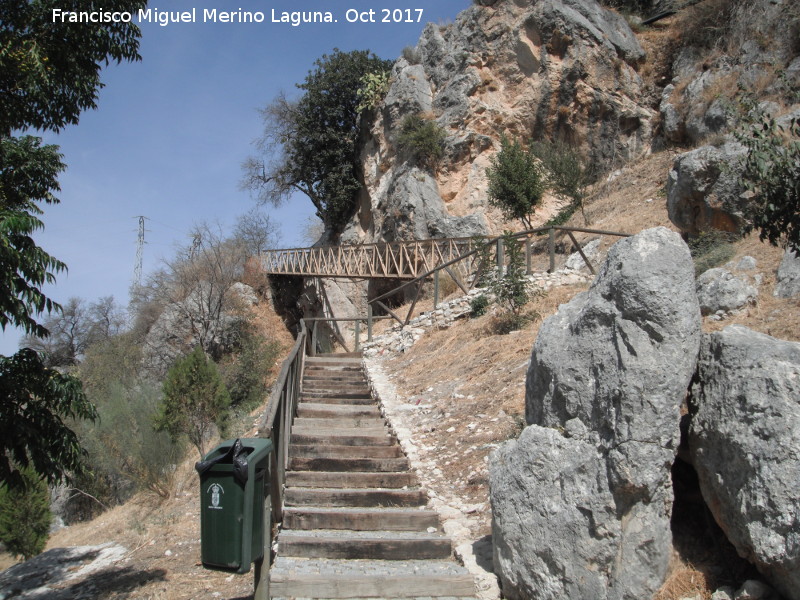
1, 0, 470, 354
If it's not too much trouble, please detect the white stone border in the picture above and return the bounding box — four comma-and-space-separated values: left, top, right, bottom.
363, 357, 502, 600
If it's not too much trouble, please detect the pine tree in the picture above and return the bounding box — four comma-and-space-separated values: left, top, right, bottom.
0, 468, 52, 559
155, 347, 231, 457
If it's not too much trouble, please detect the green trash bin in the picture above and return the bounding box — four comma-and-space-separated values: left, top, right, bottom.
197, 438, 273, 574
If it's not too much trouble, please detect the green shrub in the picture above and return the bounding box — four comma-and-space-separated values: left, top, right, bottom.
0, 467, 51, 559
155, 346, 231, 457
397, 113, 446, 171
492, 312, 536, 335
221, 326, 282, 412
470, 295, 490, 318
736, 110, 800, 254
71, 381, 186, 509
491, 232, 530, 317
531, 139, 593, 225
486, 136, 546, 229
357, 70, 391, 113
688, 229, 739, 276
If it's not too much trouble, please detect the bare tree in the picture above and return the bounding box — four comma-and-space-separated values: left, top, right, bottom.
21, 297, 128, 367
233, 207, 281, 255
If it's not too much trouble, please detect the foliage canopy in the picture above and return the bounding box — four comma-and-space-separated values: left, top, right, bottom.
243, 49, 393, 232
486, 135, 546, 229
0, 0, 144, 489
0, 348, 98, 488
531, 139, 592, 225
155, 346, 231, 457
736, 112, 800, 254
0, 467, 51, 559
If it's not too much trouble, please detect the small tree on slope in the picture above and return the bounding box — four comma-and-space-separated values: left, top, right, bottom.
155, 346, 231, 457
486, 135, 547, 230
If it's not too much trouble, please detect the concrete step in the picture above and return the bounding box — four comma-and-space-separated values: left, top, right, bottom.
290, 444, 404, 459
286, 471, 415, 489
297, 403, 382, 419
270, 557, 476, 599
302, 385, 373, 395
277, 530, 452, 560
282, 507, 438, 531
304, 372, 368, 382
306, 355, 362, 366
291, 432, 396, 447
294, 417, 386, 430
288, 456, 410, 473
285, 487, 427, 508
300, 395, 375, 405
292, 426, 390, 438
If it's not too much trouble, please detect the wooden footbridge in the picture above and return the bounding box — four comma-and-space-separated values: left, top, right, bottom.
260, 237, 480, 280
259, 226, 629, 281
260, 226, 630, 342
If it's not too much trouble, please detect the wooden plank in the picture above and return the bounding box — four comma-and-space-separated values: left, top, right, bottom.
270, 573, 476, 598
289, 444, 403, 459
296, 404, 382, 419
566, 230, 596, 275
284, 487, 426, 507
285, 471, 415, 488
291, 426, 389, 439
293, 417, 386, 429
282, 507, 438, 531
298, 395, 375, 405
291, 433, 395, 446
288, 457, 408, 472
277, 533, 451, 560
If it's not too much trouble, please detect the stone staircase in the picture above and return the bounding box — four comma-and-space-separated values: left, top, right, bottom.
270, 354, 477, 600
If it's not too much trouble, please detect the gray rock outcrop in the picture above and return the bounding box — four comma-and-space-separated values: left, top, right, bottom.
695, 267, 758, 315
666, 140, 748, 236
690, 326, 800, 600
659, 0, 798, 146
775, 249, 800, 298
490, 227, 702, 600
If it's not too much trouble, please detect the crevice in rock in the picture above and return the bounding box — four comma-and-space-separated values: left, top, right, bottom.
669, 451, 759, 590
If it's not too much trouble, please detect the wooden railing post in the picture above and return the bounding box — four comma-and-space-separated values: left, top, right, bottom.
496, 237, 505, 277
367, 305, 373, 342
548, 227, 556, 273
525, 238, 532, 275
433, 270, 440, 309
354, 320, 361, 352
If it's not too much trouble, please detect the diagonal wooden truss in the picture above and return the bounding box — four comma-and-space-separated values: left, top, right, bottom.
259, 237, 481, 279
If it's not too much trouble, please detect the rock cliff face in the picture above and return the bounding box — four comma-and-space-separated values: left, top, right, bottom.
342, 0, 654, 246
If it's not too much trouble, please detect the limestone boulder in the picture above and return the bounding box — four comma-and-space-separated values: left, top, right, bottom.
775, 249, 800, 298
695, 267, 758, 315
690, 326, 800, 600
667, 140, 748, 236
490, 426, 643, 600
491, 227, 702, 600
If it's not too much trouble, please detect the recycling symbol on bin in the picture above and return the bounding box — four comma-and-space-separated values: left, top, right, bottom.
208, 483, 224, 509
